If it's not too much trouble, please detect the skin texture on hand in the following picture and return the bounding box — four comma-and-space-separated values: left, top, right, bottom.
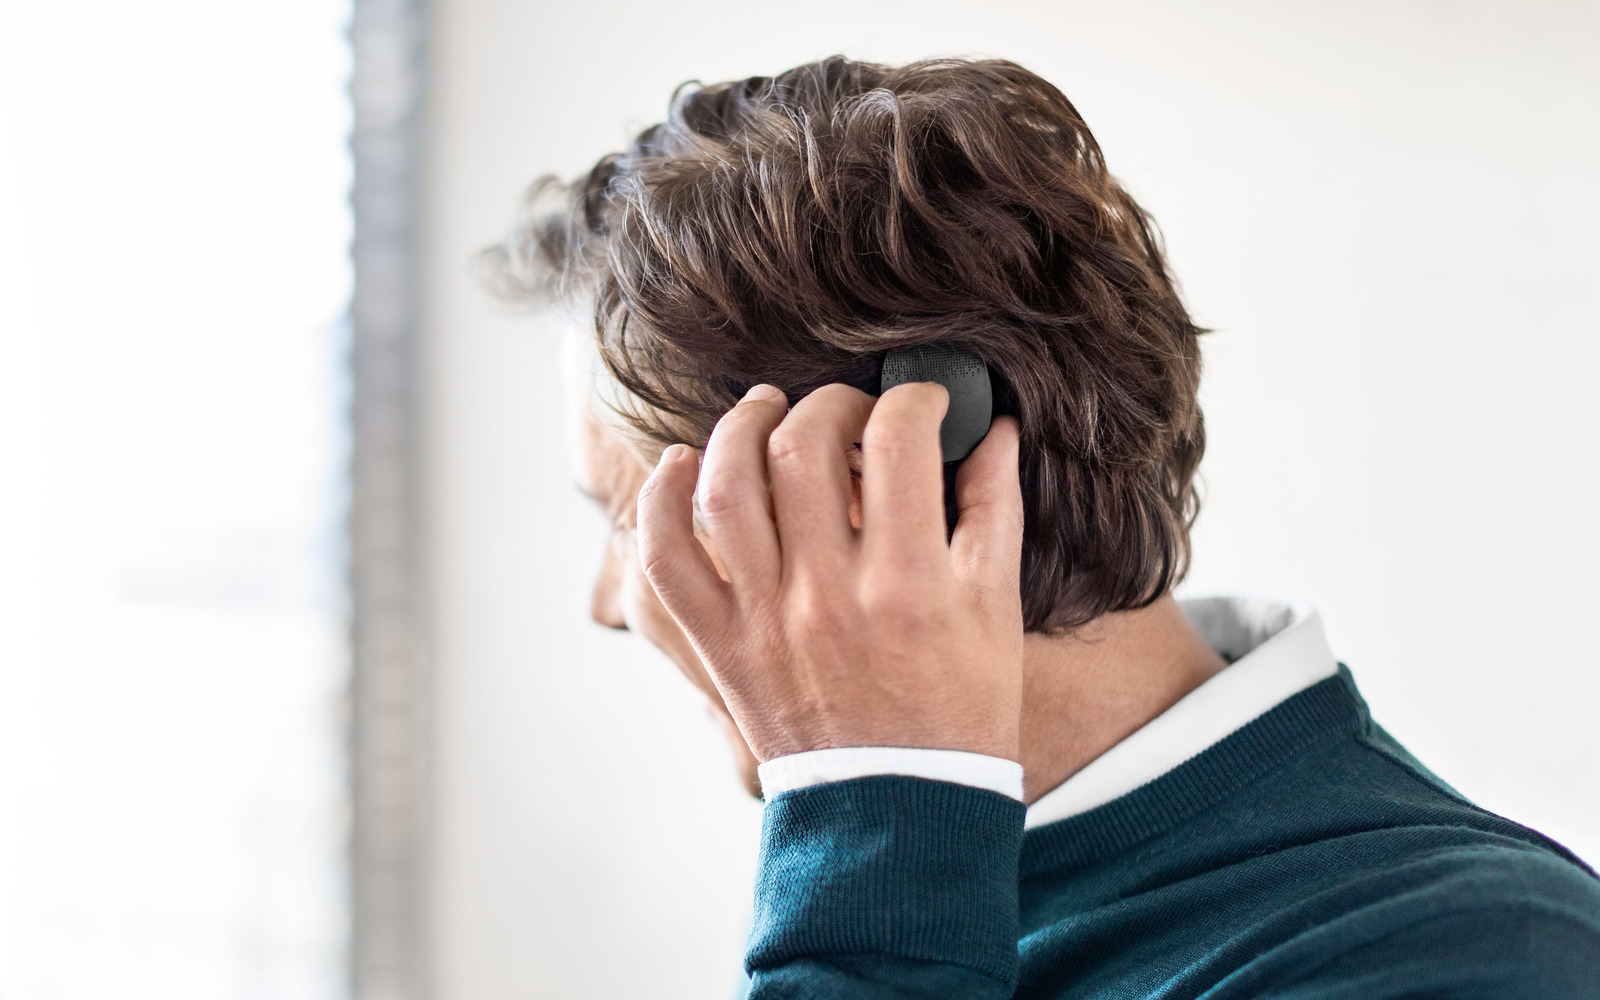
635, 381, 1027, 764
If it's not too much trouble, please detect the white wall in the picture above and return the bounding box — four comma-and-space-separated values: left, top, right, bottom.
421, 2, 1599, 997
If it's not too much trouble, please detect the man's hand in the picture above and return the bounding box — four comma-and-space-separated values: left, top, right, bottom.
635, 381, 1025, 763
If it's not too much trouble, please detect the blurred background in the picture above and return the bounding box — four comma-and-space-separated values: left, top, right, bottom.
0, 1, 350, 997
1, 1, 1596, 998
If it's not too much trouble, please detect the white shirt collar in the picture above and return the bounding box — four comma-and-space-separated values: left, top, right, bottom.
1024, 596, 1338, 829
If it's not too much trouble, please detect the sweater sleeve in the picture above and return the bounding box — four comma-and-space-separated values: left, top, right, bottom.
745, 775, 1026, 1000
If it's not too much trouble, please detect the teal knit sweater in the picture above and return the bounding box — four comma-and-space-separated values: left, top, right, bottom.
745, 667, 1600, 997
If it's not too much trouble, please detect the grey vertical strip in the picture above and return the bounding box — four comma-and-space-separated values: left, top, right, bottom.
350, 0, 428, 998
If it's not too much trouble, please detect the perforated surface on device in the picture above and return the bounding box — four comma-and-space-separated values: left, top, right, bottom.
880, 344, 993, 463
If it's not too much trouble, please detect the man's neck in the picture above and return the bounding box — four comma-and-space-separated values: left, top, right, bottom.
1019, 595, 1226, 804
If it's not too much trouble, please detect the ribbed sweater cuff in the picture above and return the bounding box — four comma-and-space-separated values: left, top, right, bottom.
746, 775, 1026, 986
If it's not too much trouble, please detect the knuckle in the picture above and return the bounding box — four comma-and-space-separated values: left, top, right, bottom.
854, 576, 894, 619
788, 574, 850, 633
694, 479, 741, 522
636, 543, 676, 590
862, 422, 920, 462
786, 580, 829, 631
766, 425, 819, 469
856, 569, 935, 626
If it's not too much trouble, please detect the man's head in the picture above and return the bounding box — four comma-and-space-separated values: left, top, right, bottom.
492, 55, 1206, 634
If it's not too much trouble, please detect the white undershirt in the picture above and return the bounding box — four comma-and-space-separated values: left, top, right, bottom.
756, 596, 1339, 827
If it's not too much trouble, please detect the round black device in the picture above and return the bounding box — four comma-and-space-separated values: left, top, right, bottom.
878, 344, 994, 536
879, 343, 994, 463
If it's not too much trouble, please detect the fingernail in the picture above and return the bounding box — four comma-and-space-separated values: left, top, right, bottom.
742, 383, 785, 404
658, 443, 688, 467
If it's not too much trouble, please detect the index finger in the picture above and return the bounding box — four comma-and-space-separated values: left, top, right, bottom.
695, 385, 790, 593
860, 381, 949, 567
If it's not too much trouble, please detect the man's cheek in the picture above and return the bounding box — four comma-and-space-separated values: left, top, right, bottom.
619, 560, 672, 642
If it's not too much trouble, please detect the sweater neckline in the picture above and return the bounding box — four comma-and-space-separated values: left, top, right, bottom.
1019, 666, 1368, 878
1026, 598, 1337, 829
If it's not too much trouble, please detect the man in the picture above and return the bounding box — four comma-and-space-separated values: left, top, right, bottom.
489, 56, 1600, 997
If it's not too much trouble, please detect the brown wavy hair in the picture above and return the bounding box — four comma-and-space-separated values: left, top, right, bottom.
485, 56, 1207, 634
